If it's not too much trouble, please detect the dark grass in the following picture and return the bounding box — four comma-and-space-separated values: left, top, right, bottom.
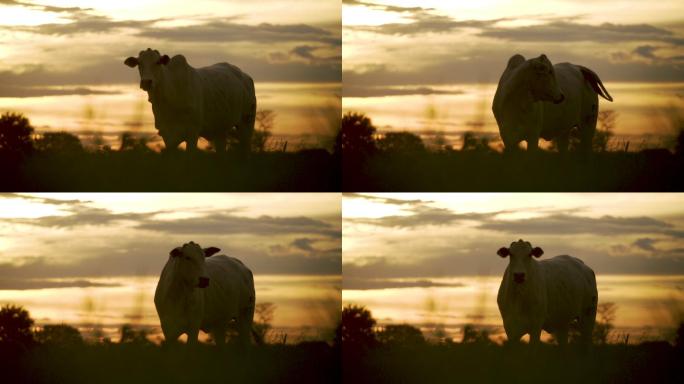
1, 342, 340, 384
343, 150, 684, 191
1, 150, 340, 191
343, 342, 683, 384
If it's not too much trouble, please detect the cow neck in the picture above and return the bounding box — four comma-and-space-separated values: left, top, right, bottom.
500, 62, 534, 109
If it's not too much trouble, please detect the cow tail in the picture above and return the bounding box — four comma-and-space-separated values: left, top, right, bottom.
579, 66, 613, 102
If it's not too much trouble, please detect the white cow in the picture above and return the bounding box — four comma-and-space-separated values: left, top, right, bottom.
124, 49, 256, 153
492, 54, 613, 152
496, 239, 597, 346
154, 241, 256, 347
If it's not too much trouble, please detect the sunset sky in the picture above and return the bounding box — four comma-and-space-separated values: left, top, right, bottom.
343, 193, 684, 340
342, 0, 684, 149
0, 193, 341, 341
0, 0, 341, 148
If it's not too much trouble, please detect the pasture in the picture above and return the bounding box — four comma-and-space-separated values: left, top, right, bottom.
343, 342, 682, 384
2, 149, 340, 191
2, 342, 339, 384
343, 150, 684, 191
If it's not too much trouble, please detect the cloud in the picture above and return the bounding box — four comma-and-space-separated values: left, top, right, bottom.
0, 0, 91, 14
291, 238, 316, 252
479, 21, 684, 46
0, 86, 120, 98
633, 45, 659, 59
137, 21, 340, 46
633, 237, 658, 251
344, 277, 464, 290
343, 193, 433, 206
479, 214, 684, 238
343, 85, 464, 98
343, 0, 433, 14
137, 213, 340, 238
0, 278, 120, 290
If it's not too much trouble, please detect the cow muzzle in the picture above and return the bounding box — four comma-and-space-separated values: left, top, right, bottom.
553, 93, 565, 104
513, 272, 526, 284
140, 79, 153, 91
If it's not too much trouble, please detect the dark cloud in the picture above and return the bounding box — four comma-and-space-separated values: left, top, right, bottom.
137, 21, 340, 46
480, 21, 684, 45
137, 213, 340, 239
343, 85, 464, 98
633, 237, 658, 252
479, 214, 684, 238
291, 238, 316, 252
343, 193, 433, 206
0, 0, 91, 14
0, 278, 120, 290
354, 14, 503, 36
343, 0, 433, 14
633, 45, 659, 59
0, 86, 120, 98
344, 277, 464, 290
348, 206, 497, 228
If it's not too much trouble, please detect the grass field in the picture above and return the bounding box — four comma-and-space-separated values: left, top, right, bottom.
343, 342, 683, 384
343, 150, 684, 191
1, 342, 340, 384
2, 150, 340, 191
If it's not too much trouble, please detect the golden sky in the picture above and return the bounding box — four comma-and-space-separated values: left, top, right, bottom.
0, 1, 341, 145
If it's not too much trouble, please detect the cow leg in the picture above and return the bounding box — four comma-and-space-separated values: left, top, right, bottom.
556, 131, 570, 153
186, 134, 199, 153
555, 327, 568, 347
579, 105, 598, 153
528, 327, 542, 346
186, 326, 200, 346
213, 131, 227, 153
161, 323, 183, 345
238, 113, 255, 155
211, 324, 227, 347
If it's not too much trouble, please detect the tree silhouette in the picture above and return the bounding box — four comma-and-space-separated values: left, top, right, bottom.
377, 324, 424, 346
0, 304, 34, 348
341, 304, 377, 349
593, 302, 617, 344
253, 110, 275, 152
0, 111, 34, 157
377, 132, 425, 153
35, 132, 84, 153
253, 302, 276, 343
341, 112, 377, 156
35, 324, 83, 346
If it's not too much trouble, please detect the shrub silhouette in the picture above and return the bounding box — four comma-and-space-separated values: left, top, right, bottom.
377, 324, 424, 346
0, 304, 34, 348
461, 324, 493, 345
377, 132, 425, 153
0, 111, 34, 157
253, 110, 275, 152
35, 131, 84, 153
341, 112, 377, 156
35, 324, 84, 346
119, 324, 152, 345
341, 304, 377, 349
119, 132, 151, 152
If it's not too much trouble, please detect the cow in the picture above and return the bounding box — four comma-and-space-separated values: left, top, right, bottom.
496, 239, 597, 347
124, 49, 256, 153
154, 241, 257, 347
492, 54, 613, 152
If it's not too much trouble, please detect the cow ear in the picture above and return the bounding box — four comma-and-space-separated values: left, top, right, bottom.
158, 55, 170, 65
170, 247, 182, 258
203, 247, 220, 257
124, 57, 138, 68
497, 247, 510, 258
531, 247, 544, 258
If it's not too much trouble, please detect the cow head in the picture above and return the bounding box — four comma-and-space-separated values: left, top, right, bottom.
527, 54, 564, 104
124, 48, 170, 93
497, 239, 544, 284
169, 241, 220, 289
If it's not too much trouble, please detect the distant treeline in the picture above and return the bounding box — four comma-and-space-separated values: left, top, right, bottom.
0, 112, 341, 191
341, 112, 684, 191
